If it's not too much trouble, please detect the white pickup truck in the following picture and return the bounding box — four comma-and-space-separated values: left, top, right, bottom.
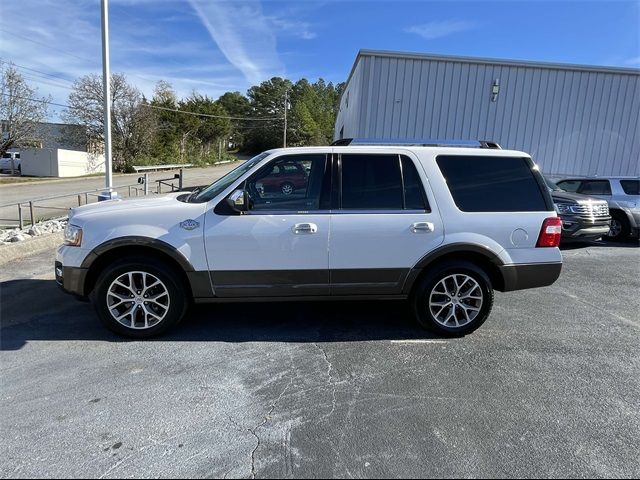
0, 151, 21, 173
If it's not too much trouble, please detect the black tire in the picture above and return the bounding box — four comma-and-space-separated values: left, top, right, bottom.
606, 211, 630, 241
280, 182, 295, 196
91, 257, 188, 338
411, 260, 494, 337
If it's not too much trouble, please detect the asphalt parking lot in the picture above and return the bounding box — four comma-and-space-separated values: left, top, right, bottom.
1, 241, 639, 478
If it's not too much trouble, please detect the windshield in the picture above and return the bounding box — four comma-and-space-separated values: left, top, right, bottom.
190, 152, 270, 203
544, 176, 564, 192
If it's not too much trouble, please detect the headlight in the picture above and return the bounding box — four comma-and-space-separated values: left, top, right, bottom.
554, 203, 572, 214
63, 224, 83, 246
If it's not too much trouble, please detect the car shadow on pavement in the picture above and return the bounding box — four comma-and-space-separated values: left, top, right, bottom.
1, 279, 437, 351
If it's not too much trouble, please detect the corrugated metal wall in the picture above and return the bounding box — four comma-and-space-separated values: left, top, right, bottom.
335, 52, 640, 177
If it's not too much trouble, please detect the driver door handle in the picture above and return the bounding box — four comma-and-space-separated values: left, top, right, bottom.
411, 222, 434, 233
292, 223, 318, 234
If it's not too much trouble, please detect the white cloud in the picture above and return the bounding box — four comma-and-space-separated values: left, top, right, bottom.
405, 20, 475, 40
0, 0, 254, 120
187, 0, 284, 85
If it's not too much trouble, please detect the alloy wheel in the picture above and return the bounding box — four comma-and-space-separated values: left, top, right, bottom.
428, 274, 483, 328
106, 271, 170, 329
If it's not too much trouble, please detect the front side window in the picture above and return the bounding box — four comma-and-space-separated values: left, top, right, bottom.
436, 155, 548, 212
245, 154, 327, 212
620, 180, 639, 195
579, 180, 612, 196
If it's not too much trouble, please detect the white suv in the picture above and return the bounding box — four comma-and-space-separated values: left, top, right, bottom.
56, 140, 563, 338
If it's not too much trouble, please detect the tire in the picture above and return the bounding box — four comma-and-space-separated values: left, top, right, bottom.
91, 257, 188, 338
411, 260, 494, 337
606, 211, 630, 241
280, 182, 294, 196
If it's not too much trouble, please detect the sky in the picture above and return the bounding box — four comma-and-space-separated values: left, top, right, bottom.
1, 0, 638, 120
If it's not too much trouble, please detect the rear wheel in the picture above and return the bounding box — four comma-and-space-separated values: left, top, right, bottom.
92, 257, 188, 338
606, 211, 630, 241
411, 260, 493, 336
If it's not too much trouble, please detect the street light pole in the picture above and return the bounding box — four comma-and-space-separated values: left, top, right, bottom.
100, 0, 113, 194
283, 89, 288, 148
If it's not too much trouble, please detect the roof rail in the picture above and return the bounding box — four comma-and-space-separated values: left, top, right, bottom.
330, 138, 501, 149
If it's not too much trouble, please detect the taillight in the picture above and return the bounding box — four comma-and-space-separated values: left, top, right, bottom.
536, 217, 562, 247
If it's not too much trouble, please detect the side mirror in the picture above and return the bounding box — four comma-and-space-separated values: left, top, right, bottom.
226, 189, 249, 213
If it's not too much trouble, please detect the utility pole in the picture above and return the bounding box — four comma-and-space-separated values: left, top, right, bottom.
283, 89, 288, 148
100, 0, 114, 197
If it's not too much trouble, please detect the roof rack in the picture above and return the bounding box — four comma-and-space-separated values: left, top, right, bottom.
330, 138, 502, 149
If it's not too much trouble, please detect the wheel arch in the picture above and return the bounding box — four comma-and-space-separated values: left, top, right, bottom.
403, 244, 506, 295
81, 237, 198, 298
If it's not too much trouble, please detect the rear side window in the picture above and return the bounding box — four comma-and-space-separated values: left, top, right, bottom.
556, 180, 581, 192
340, 154, 429, 210
436, 155, 548, 212
341, 154, 403, 209
579, 180, 611, 195
620, 180, 639, 195
401, 156, 429, 210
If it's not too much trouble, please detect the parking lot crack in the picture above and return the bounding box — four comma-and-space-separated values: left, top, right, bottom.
313, 343, 338, 420
248, 376, 293, 479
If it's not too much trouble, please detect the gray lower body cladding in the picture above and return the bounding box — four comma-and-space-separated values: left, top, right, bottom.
58, 262, 562, 301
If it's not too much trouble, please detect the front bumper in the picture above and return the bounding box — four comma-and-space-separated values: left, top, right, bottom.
55, 261, 88, 297
559, 214, 611, 239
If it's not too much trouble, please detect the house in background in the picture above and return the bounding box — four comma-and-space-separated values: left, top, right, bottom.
335, 50, 640, 177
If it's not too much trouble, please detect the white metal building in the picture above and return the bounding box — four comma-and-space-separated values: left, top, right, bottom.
335, 50, 640, 177
21, 148, 104, 177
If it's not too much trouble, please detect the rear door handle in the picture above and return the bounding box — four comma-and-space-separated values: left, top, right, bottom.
292, 222, 318, 234
411, 222, 434, 233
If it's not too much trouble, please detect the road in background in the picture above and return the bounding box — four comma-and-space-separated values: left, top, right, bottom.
1, 241, 639, 478
0, 162, 240, 227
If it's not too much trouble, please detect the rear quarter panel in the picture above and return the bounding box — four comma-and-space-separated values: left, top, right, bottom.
415, 148, 562, 266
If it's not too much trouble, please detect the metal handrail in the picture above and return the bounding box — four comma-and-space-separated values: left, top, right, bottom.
0, 185, 137, 209
1, 169, 186, 229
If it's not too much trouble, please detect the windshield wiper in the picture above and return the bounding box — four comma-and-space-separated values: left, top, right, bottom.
185, 186, 203, 203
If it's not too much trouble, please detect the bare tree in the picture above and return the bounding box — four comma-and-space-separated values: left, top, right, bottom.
0, 63, 50, 166
63, 73, 155, 172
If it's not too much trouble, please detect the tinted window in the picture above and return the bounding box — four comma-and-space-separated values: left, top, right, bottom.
556, 180, 581, 192
579, 180, 611, 195
246, 154, 327, 211
401, 156, 429, 210
436, 155, 548, 212
15, 153, 20, 159
620, 180, 639, 195
341, 154, 403, 209
193, 152, 269, 202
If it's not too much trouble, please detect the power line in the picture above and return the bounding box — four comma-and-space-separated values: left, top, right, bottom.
0, 60, 74, 84
1, 93, 285, 122
0, 28, 98, 65
142, 103, 283, 122
0, 92, 67, 109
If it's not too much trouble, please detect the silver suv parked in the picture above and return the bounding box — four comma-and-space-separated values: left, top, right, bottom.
556, 177, 640, 240
56, 139, 563, 338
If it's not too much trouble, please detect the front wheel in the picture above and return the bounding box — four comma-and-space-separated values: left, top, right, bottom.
92, 257, 188, 338
411, 260, 494, 336
606, 211, 630, 241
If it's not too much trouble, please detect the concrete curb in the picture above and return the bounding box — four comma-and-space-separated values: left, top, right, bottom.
0, 232, 63, 266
